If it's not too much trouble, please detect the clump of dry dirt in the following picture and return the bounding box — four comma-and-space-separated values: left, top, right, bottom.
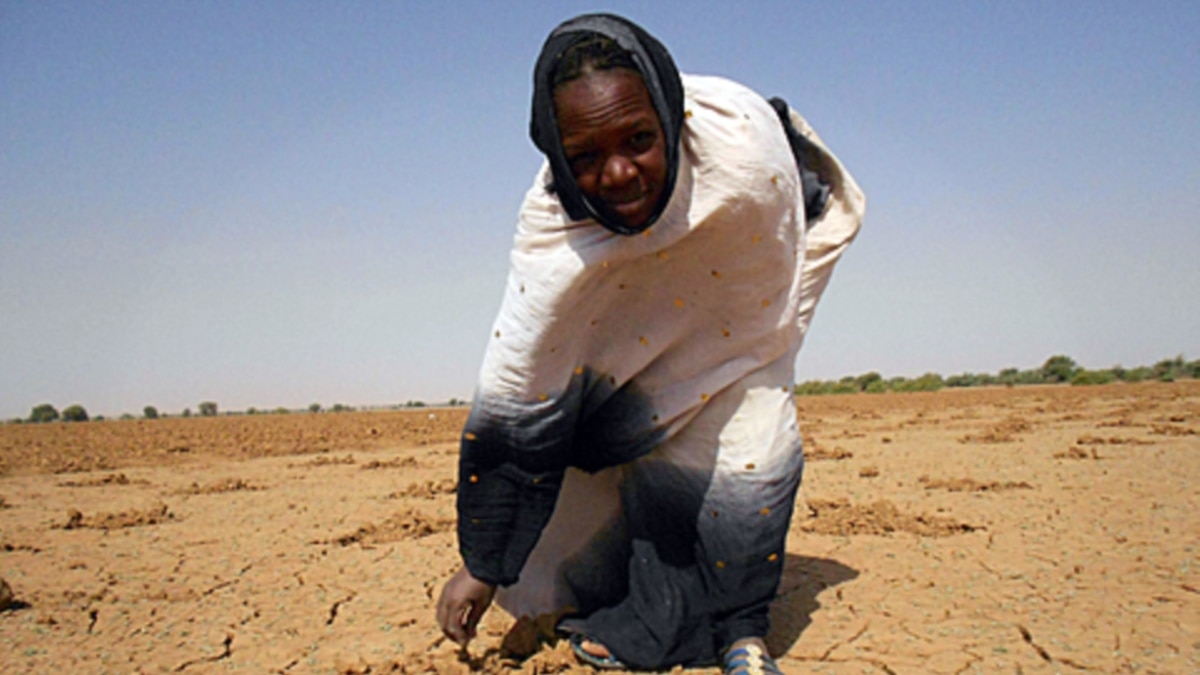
1054, 446, 1101, 460
178, 478, 263, 495
360, 457, 419, 470
389, 478, 457, 499
800, 498, 980, 537
60, 503, 173, 530
350, 637, 581, 675
325, 508, 452, 546
1150, 424, 1196, 436
804, 445, 853, 461
958, 415, 1031, 444
858, 466, 880, 478
919, 477, 1034, 492
291, 454, 357, 468
58, 472, 147, 488
1075, 435, 1153, 446
51, 458, 116, 475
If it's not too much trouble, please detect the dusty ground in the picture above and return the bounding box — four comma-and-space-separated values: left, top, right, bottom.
1, 382, 1196, 674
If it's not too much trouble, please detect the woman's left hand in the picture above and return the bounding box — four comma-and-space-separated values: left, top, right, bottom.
435, 565, 496, 646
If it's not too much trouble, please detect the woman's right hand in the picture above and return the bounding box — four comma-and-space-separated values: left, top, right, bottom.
435, 565, 496, 646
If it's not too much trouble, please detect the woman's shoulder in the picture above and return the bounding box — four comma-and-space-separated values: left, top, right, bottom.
682, 73, 760, 100
680, 73, 796, 186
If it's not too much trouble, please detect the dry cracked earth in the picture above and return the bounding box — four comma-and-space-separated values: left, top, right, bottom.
1, 382, 1197, 673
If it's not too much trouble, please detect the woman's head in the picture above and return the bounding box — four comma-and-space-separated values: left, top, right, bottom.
551, 37, 667, 230
530, 14, 684, 235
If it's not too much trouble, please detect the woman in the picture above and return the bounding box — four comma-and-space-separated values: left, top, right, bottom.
436, 13, 864, 674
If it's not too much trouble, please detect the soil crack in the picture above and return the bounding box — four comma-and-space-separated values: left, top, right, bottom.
327, 593, 356, 625
174, 633, 233, 671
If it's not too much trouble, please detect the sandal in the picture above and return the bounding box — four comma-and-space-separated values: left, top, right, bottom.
724, 643, 783, 675
568, 632, 627, 670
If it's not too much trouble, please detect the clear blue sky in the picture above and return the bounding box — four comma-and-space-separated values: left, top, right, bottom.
2, 1, 1197, 418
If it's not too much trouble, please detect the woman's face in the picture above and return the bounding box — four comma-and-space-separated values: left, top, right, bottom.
553, 68, 668, 229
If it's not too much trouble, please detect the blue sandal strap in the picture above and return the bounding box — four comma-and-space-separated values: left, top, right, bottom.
724, 644, 784, 675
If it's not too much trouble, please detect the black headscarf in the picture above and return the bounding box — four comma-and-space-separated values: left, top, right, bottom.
530, 13, 685, 235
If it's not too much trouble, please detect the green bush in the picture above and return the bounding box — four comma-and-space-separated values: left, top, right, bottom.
1070, 369, 1116, 386
144, 406, 159, 420
62, 404, 89, 422
864, 380, 889, 394
29, 403, 59, 423
1041, 355, 1079, 383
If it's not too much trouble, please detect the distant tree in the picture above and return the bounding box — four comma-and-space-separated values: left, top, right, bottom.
274, 407, 290, 415
864, 380, 888, 394
309, 403, 322, 413
62, 404, 89, 422
198, 401, 218, 417
29, 403, 59, 423
182, 407, 192, 418
1041, 355, 1079, 383
331, 403, 353, 413
246, 407, 259, 415
854, 371, 883, 392
448, 398, 460, 407
945, 373, 978, 388
143, 406, 159, 420
1153, 356, 1185, 382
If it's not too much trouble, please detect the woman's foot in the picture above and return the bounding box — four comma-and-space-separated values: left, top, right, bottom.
723, 638, 783, 675
568, 633, 626, 670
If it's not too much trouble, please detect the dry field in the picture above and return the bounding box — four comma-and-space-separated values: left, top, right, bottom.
1, 382, 1197, 674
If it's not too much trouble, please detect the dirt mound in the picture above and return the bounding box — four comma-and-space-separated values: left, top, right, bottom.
919, 477, 1034, 492
360, 457, 420, 470
1075, 434, 1154, 446
58, 472, 147, 488
326, 508, 452, 546
292, 453, 357, 468
178, 478, 263, 495
60, 503, 173, 530
389, 478, 457, 499
958, 415, 1032, 443
801, 498, 980, 537
1054, 446, 1101, 460
804, 445, 853, 461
